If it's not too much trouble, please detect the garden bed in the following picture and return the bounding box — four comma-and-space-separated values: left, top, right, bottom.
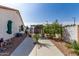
0, 34, 26, 56
50, 39, 77, 56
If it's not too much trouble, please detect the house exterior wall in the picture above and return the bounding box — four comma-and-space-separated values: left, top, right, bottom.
0, 8, 24, 40
63, 25, 78, 42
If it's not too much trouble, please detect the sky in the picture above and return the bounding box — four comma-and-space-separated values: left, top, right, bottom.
0, 3, 79, 26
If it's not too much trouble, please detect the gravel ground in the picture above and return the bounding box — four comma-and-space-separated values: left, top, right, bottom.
0, 34, 26, 56
50, 39, 77, 56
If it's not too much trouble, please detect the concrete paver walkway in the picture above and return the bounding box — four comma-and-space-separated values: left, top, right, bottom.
29, 40, 64, 56
11, 37, 35, 56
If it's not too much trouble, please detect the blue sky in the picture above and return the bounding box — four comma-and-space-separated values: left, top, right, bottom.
0, 3, 79, 26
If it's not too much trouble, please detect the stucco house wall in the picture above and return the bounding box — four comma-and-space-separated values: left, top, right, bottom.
0, 6, 25, 40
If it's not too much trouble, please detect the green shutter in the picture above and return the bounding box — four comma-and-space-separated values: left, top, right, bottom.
7, 20, 12, 34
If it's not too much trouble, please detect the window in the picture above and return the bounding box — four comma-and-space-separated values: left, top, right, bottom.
19, 25, 24, 32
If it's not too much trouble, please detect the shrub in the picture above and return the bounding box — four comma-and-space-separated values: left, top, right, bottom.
71, 41, 79, 50
43, 20, 63, 40
71, 40, 79, 55
33, 34, 40, 43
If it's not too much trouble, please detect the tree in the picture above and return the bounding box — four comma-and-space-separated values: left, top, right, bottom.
51, 20, 63, 38
43, 20, 63, 39
52, 20, 62, 34
43, 23, 54, 38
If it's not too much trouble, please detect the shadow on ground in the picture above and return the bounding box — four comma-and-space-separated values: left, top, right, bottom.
37, 42, 52, 49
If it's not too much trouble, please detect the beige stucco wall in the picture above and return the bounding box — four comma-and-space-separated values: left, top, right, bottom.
0, 8, 24, 40
63, 25, 78, 42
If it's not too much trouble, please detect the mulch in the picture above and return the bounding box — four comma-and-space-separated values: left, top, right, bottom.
50, 39, 77, 56
0, 34, 26, 56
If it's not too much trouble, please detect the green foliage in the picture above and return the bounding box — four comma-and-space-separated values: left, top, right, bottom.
71, 41, 79, 49
51, 20, 63, 34
43, 24, 50, 34
71, 40, 79, 55
65, 40, 79, 55
71, 41, 79, 50
43, 20, 63, 37
33, 34, 40, 43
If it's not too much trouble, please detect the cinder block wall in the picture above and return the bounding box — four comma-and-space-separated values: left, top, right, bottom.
77, 25, 79, 43
63, 25, 78, 43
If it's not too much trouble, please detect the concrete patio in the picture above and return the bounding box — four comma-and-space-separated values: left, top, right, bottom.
29, 39, 64, 56
10, 37, 64, 56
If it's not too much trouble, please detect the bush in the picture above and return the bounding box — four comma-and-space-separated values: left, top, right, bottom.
43, 20, 63, 40
33, 34, 40, 43
71, 41, 79, 50
65, 40, 79, 55
71, 40, 79, 55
